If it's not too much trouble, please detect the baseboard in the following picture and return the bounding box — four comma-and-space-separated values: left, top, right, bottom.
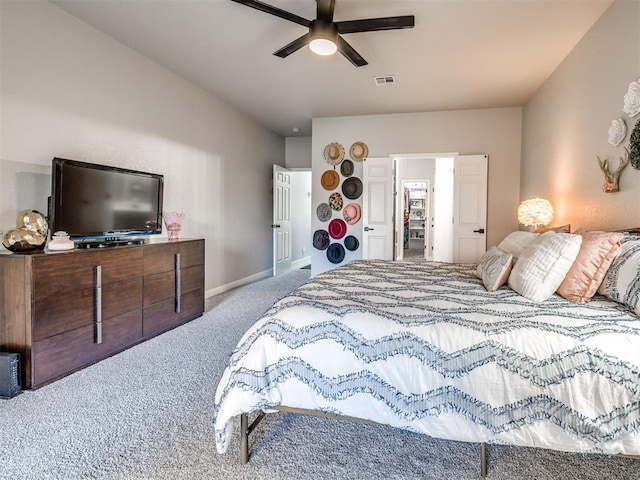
291, 256, 311, 269
204, 259, 311, 299
205, 268, 273, 298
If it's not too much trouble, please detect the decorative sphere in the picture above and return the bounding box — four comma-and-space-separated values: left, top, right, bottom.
2, 210, 48, 252
17, 210, 48, 236
2, 227, 47, 252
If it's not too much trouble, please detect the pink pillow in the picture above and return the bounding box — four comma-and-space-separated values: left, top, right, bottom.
556, 231, 624, 303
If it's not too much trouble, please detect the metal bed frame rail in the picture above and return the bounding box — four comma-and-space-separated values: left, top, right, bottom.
239, 408, 489, 478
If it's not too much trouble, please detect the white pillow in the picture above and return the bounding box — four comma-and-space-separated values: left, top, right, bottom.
598, 235, 640, 316
497, 231, 539, 259
476, 246, 513, 291
508, 231, 583, 302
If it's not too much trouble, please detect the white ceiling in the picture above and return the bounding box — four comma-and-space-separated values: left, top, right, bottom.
52, 0, 614, 137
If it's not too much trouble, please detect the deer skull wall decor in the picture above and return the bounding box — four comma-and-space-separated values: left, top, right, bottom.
597, 148, 629, 193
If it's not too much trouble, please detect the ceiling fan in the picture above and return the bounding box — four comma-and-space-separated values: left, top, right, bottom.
231, 0, 415, 67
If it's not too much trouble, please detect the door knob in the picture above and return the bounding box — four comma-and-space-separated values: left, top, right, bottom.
364, 226, 375, 231
271, 224, 281, 228
473, 228, 485, 234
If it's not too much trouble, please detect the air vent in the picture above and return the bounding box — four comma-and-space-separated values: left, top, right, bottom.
373, 75, 396, 86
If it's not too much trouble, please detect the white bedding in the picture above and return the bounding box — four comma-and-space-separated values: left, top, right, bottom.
213, 260, 640, 456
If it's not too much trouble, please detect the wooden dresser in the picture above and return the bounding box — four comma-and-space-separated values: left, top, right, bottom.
0, 238, 204, 389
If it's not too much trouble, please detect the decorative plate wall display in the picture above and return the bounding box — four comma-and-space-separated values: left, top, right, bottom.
324, 143, 345, 165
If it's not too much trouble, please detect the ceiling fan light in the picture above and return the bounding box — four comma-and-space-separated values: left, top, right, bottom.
309, 19, 338, 56
309, 38, 337, 56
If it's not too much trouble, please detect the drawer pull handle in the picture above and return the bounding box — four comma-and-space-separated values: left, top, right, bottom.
95, 265, 103, 344
175, 253, 181, 313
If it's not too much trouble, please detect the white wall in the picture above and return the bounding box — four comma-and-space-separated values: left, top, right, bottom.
0, 1, 284, 295
311, 108, 522, 275
522, 0, 640, 231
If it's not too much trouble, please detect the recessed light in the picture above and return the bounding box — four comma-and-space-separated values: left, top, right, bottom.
292, 127, 300, 133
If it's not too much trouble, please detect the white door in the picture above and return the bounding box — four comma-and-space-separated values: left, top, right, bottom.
362, 157, 394, 260
273, 165, 292, 276
453, 154, 488, 263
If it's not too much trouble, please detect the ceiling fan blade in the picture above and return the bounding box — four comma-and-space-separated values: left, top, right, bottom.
274, 33, 311, 58
336, 36, 367, 67
337, 15, 415, 34
231, 0, 310, 27
316, 0, 336, 22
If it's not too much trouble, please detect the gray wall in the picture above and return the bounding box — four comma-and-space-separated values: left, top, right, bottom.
522, 0, 640, 231
285, 137, 312, 169
0, 1, 284, 296
311, 108, 523, 275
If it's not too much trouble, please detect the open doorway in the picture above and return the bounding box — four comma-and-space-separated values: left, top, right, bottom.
272, 166, 311, 276
394, 155, 454, 262
402, 180, 430, 261
393, 154, 487, 263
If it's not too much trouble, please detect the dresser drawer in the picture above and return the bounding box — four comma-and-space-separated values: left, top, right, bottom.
33, 248, 142, 298
143, 240, 204, 276
142, 288, 203, 338
143, 264, 204, 308
33, 278, 142, 341
32, 308, 142, 387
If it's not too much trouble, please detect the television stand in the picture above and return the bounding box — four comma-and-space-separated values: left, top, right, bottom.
76, 238, 147, 249
0, 238, 204, 389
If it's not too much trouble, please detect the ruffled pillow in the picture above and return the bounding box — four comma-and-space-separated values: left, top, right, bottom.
476, 246, 513, 291
598, 235, 640, 316
508, 231, 582, 302
556, 231, 623, 303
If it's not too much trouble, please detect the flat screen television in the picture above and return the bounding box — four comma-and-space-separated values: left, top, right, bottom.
50, 158, 164, 244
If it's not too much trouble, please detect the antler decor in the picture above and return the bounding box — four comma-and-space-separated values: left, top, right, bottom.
597, 148, 629, 193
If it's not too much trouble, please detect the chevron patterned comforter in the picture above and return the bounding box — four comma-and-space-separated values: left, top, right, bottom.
213, 260, 640, 456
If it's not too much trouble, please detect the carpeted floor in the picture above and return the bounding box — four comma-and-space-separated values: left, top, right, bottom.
0, 268, 638, 480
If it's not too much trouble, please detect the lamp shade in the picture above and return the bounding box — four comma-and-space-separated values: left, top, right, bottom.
517, 198, 554, 228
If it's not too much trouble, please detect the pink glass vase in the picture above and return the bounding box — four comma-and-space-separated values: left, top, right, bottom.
163, 212, 185, 241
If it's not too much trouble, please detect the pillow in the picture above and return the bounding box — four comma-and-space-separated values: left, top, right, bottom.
535, 224, 571, 233
598, 235, 640, 316
497, 231, 539, 259
556, 231, 624, 303
476, 246, 513, 291
507, 231, 583, 302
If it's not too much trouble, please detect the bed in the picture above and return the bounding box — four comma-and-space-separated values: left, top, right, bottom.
212, 231, 640, 476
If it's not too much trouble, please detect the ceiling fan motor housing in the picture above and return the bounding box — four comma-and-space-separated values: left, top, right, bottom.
309, 19, 339, 55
